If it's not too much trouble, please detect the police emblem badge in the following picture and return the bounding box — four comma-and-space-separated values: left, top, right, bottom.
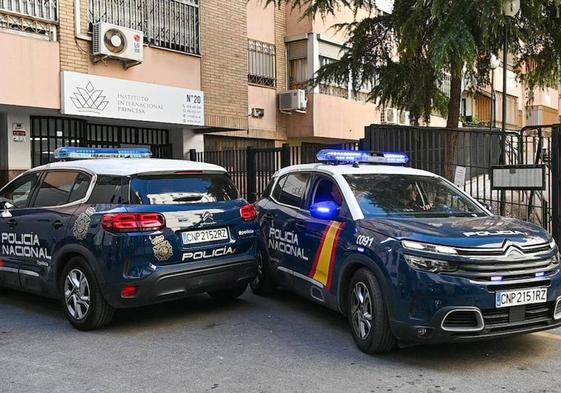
150, 235, 173, 262
73, 207, 96, 240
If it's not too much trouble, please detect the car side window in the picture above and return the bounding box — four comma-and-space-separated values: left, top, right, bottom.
310, 176, 349, 218
0, 173, 40, 208
88, 176, 128, 204
277, 172, 310, 209
33, 171, 91, 207
271, 176, 286, 201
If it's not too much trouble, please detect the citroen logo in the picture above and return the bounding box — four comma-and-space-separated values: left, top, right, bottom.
202, 211, 214, 223
506, 247, 525, 260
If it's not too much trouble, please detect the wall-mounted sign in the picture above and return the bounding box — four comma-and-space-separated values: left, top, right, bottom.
12, 123, 27, 143
61, 71, 204, 126
491, 165, 546, 191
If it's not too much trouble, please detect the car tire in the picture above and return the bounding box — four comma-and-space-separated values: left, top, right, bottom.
208, 283, 247, 300
250, 248, 275, 296
347, 268, 396, 354
60, 256, 115, 331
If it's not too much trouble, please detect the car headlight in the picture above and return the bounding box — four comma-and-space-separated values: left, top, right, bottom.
404, 254, 457, 273
401, 240, 458, 255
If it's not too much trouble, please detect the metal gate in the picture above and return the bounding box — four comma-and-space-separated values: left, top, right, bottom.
31, 116, 172, 166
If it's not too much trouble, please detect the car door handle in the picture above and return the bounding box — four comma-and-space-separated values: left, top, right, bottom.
7, 219, 17, 228
295, 222, 306, 230
263, 213, 273, 221
52, 220, 64, 230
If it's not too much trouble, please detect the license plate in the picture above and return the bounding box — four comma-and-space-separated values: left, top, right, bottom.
182, 228, 229, 245
495, 288, 548, 308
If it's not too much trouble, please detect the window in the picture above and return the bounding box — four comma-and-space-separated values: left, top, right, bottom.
88, 176, 128, 204
248, 39, 276, 88
276, 173, 310, 208
88, 0, 200, 55
34, 171, 91, 207
130, 174, 239, 205
319, 56, 348, 98
289, 58, 308, 89
0, 173, 40, 208
271, 176, 286, 202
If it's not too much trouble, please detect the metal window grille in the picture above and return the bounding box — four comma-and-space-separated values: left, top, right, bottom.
248, 39, 276, 88
0, 0, 58, 39
89, 0, 199, 55
1, 0, 57, 19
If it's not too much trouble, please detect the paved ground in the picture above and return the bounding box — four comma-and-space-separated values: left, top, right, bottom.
1, 288, 561, 393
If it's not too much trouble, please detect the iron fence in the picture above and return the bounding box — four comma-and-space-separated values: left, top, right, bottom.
89, 0, 199, 54
192, 142, 358, 202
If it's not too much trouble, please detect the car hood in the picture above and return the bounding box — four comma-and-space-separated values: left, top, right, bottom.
358, 215, 551, 248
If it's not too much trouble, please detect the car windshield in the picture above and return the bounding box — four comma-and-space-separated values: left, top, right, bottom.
130, 173, 238, 205
344, 174, 488, 218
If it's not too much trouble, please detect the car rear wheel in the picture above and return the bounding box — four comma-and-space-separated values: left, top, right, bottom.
60, 256, 114, 330
347, 268, 396, 354
250, 248, 274, 296
208, 283, 247, 300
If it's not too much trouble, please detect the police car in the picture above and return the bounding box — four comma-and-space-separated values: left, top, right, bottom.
0, 147, 257, 330
251, 149, 561, 353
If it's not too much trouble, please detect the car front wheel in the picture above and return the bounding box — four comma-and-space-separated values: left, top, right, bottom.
347, 268, 396, 354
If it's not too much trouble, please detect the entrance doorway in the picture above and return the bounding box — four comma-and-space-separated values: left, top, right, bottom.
31, 116, 172, 166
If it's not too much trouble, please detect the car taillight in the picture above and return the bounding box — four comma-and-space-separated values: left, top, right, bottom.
240, 204, 257, 221
102, 213, 166, 233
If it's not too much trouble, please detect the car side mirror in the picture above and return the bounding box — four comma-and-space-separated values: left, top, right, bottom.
1, 201, 15, 218
310, 201, 340, 220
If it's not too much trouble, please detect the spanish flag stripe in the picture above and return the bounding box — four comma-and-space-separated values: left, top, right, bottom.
311, 222, 343, 286
326, 223, 345, 290
309, 223, 331, 279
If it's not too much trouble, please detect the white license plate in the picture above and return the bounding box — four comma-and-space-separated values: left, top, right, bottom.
495, 288, 548, 308
182, 228, 229, 245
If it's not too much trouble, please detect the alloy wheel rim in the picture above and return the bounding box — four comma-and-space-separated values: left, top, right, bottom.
64, 269, 91, 320
253, 252, 263, 287
351, 282, 373, 340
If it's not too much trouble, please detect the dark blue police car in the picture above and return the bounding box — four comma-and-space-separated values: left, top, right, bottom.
0, 147, 257, 330
251, 150, 561, 353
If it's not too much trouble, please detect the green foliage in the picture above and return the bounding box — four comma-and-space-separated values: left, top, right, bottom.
267, 0, 561, 126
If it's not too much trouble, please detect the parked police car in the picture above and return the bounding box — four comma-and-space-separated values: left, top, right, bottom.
0, 147, 257, 330
251, 149, 561, 353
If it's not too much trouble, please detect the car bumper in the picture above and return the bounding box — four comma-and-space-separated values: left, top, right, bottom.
388, 267, 561, 344
103, 255, 257, 308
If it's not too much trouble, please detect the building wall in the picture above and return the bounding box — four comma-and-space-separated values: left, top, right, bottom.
0, 32, 60, 109
89, 47, 201, 90
200, 0, 248, 131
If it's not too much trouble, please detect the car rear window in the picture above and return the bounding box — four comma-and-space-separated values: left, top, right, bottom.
130, 173, 239, 205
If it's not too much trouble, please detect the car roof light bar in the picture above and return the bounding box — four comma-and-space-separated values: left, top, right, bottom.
54, 147, 153, 160
316, 149, 409, 165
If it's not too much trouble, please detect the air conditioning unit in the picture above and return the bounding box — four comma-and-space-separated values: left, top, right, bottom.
382, 108, 398, 124
279, 90, 307, 112
93, 22, 143, 64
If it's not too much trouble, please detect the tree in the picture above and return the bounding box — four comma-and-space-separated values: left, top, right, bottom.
266, 0, 561, 128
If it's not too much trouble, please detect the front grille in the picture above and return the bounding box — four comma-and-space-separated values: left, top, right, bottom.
448, 241, 558, 283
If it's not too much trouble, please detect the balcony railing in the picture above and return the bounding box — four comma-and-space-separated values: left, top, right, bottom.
0, 0, 58, 40
89, 0, 199, 55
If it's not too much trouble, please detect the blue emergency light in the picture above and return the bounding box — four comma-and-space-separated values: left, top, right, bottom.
316, 149, 409, 165
54, 147, 153, 160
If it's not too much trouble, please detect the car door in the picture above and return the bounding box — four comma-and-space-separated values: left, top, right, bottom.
292, 175, 348, 302
16, 170, 92, 293
265, 172, 312, 285
0, 172, 41, 289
